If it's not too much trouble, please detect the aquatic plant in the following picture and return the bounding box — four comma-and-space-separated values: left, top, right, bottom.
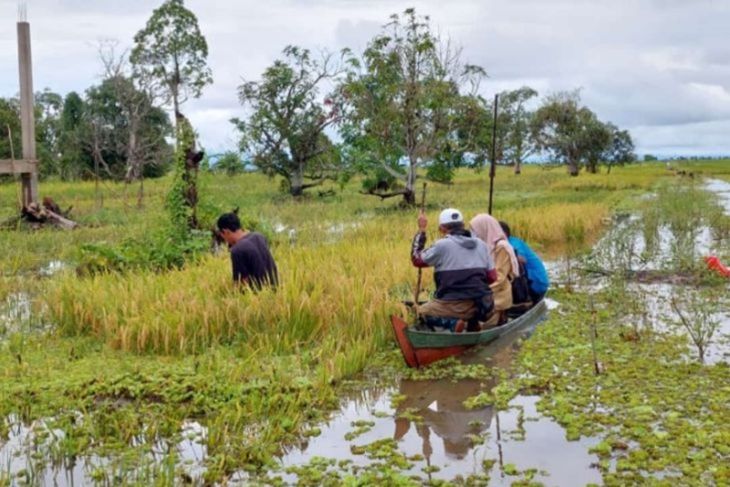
669, 289, 725, 364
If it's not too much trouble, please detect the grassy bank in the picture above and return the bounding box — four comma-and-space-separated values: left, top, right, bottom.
1, 160, 728, 483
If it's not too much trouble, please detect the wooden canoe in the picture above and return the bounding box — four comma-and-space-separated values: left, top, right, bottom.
391, 299, 548, 368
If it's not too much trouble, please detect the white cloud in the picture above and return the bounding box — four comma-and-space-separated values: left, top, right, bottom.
0, 0, 729, 155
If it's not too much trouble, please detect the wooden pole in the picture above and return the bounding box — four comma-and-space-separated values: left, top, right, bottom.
413, 183, 428, 315
488, 94, 499, 215
17, 19, 38, 207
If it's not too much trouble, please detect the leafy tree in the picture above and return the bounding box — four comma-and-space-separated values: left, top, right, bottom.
82, 77, 172, 181
98, 43, 173, 187
0, 98, 21, 161
34, 89, 64, 176
232, 45, 347, 196
603, 123, 636, 173
213, 151, 245, 175
130, 0, 212, 136
131, 0, 210, 222
531, 91, 609, 176
341, 9, 485, 204
583, 119, 613, 174
57, 91, 87, 180
1, 92, 77, 179
458, 87, 538, 175
499, 86, 538, 174
644, 154, 658, 162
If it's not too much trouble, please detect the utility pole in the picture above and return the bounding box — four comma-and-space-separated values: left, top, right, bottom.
17, 4, 39, 206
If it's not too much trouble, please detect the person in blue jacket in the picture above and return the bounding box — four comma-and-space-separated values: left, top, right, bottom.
499, 221, 549, 303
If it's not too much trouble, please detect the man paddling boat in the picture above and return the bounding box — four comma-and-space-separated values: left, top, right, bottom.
411, 208, 497, 332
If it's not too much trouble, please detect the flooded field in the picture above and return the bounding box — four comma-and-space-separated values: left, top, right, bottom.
273, 307, 604, 486
1, 166, 729, 486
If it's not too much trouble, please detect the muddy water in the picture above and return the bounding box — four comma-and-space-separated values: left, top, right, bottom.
0, 414, 208, 485
706, 178, 730, 213
277, 315, 602, 486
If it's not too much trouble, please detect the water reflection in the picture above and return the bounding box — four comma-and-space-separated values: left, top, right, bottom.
394, 378, 493, 461
278, 313, 602, 486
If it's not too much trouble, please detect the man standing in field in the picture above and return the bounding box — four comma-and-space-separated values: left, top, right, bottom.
216, 212, 279, 290
411, 208, 497, 332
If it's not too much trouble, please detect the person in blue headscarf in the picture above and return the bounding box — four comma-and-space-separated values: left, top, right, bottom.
499, 221, 549, 303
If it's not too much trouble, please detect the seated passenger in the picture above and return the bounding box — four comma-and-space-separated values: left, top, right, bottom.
499, 221, 549, 303
470, 214, 520, 326
411, 208, 497, 332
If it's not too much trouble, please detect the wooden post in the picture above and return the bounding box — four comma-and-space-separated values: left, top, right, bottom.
488, 94, 499, 215
17, 18, 39, 206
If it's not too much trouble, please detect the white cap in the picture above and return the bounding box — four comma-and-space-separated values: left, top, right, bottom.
438, 208, 464, 226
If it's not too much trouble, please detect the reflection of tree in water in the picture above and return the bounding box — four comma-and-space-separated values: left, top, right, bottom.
394, 378, 495, 460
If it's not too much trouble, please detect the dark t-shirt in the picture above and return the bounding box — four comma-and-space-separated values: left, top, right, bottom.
230, 232, 278, 289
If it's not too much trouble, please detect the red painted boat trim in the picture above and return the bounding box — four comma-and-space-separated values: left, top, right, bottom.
390, 315, 419, 368
413, 345, 472, 368
391, 315, 473, 368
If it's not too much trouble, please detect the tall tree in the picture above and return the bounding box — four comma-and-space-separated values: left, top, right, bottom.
34, 89, 64, 176
499, 86, 538, 174
531, 91, 608, 176
131, 0, 210, 223
82, 77, 172, 181
232, 45, 347, 196
130, 0, 212, 136
341, 9, 485, 204
98, 43, 173, 190
603, 123, 636, 173
57, 91, 87, 180
583, 118, 612, 174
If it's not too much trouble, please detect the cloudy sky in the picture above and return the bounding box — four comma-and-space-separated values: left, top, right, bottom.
1, 0, 729, 157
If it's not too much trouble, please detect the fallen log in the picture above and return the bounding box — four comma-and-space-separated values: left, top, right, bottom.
20, 198, 78, 230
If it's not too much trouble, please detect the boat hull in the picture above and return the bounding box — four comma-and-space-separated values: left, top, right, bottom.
391, 299, 548, 368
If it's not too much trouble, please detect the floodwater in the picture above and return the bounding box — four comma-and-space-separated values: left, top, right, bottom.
0, 414, 207, 486
1, 301, 602, 486
39, 259, 68, 277
273, 177, 729, 484
276, 313, 602, 486
706, 178, 730, 213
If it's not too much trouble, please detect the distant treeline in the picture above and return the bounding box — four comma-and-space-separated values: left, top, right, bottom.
2, 1, 642, 205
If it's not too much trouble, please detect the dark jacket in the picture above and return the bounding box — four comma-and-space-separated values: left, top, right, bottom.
412, 231, 496, 301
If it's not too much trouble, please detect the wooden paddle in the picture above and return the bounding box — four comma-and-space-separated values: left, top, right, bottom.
413, 183, 428, 317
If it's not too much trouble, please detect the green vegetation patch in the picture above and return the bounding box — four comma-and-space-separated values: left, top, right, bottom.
484, 289, 730, 485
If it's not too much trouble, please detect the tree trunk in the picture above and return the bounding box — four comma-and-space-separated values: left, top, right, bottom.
514, 159, 522, 175
403, 158, 417, 206
290, 164, 304, 197
137, 176, 144, 209
567, 159, 580, 177
172, 86, 180, 146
